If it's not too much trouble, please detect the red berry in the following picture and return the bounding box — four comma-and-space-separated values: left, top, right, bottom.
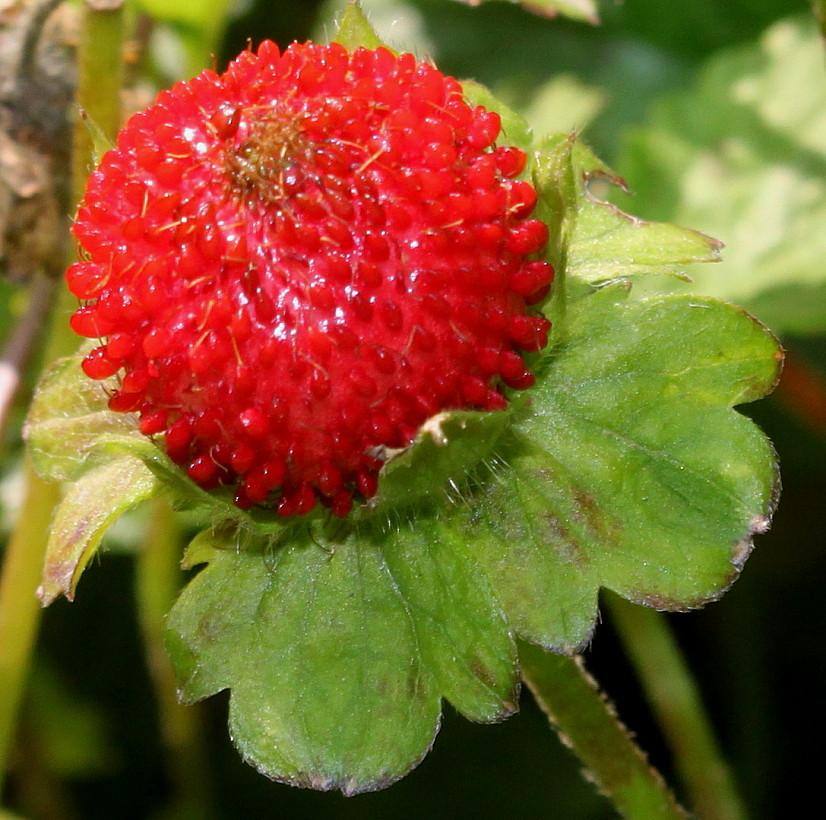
68, 41, 554, 516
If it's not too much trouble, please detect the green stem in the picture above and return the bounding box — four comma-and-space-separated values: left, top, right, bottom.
519, 642, 688, 819
135, 500, 213, 820
0, 0, 125, 797
0, 465, 61, 778
72, 1, 126, 192
604, 593, 748, 820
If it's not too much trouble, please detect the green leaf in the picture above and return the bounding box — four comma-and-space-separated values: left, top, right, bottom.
166, 517, 517, 792
96, 433, 258, 526
378, 518, 518, 722
334, 1, 388, 50
616, 15, 826, 333
531, 133, 720, 327
466, 286, 780, 650
38, 457, 160, 605
563, 142, 722, 285
78, 110, 114, 167
168, 533, 440, 794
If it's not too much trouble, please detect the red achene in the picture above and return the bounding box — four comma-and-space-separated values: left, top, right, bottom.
68, 41, 553, 517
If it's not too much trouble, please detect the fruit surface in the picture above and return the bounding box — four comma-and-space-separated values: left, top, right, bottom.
68, 41, 553, 516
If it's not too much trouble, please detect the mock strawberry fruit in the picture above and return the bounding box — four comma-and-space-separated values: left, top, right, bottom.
67, 41, 553, 517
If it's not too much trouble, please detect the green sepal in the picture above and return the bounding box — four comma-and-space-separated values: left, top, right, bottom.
334, 1, 388, 50
365, 408, 513, 515
468, 442, 602, 651
532, 133, 578, 326
534, 133, 579, 266
38, 457, 161, 605
166, 529, 440, 795
374, 515, 518, 723
24, 352, 142, 484
79, 110, 115, 168
94, 433, 277, 530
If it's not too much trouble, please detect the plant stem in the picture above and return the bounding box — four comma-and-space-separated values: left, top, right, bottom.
604, 593, 748, 820
519, 642, 688, 819
72, 1, 125, 191
135, 500, 213, 820
0, 0, 125, 797
0, 465, 61, 778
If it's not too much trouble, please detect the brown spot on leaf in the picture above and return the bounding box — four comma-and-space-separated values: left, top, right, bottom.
196, 612, 225, 644
466, 655, 506, 701
572, 486, 623, 545
542, 511, 586, 566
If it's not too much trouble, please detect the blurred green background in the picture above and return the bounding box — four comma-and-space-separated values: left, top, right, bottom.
2, 0, 824, 817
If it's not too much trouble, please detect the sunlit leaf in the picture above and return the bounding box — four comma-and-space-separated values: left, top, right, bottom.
617, 15, 826, 333
555, 142, 723, 284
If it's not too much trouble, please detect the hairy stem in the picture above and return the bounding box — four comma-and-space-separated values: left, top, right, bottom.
604, 593, 748, 820
520, 642, 688, 819
0, 0, 125, 797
